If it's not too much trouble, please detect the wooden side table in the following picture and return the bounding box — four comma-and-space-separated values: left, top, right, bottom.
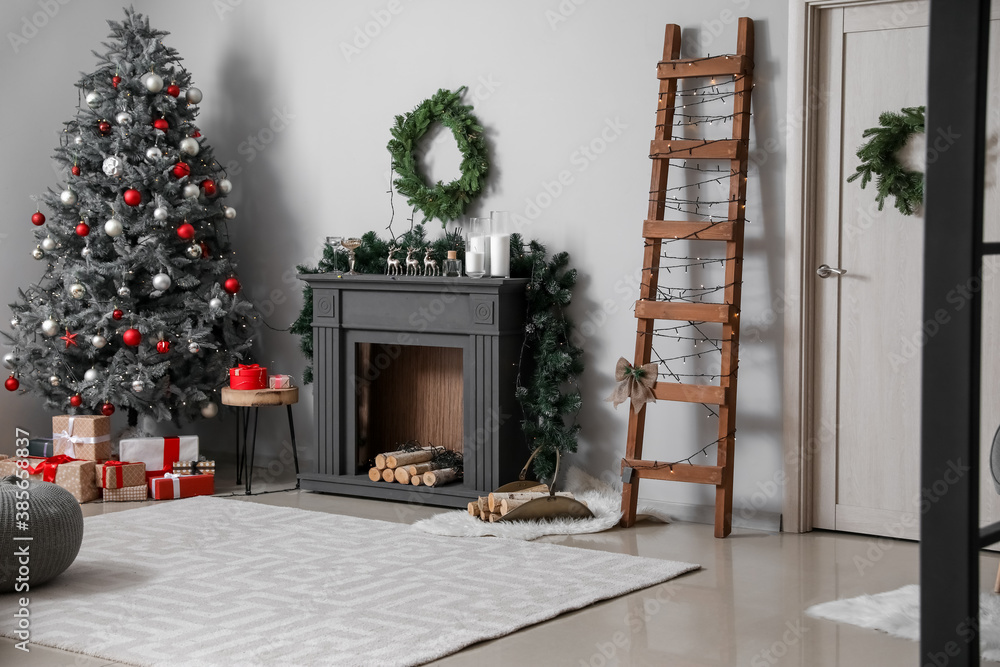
221, 386, 300, 494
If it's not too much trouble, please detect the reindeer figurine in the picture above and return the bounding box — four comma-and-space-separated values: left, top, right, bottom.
405, 247, 421, 276
423, 248, 440, 276
386, 244, 401, 276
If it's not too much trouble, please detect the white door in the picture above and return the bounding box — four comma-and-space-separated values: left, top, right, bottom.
811, 1, 1000, 540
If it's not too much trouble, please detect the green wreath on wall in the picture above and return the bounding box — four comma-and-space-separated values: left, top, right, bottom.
846, 105, 925, 216
387, 87, 490, 226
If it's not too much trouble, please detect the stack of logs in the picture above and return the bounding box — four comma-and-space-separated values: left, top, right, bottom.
467, 484, 580, 522
367, 447, 459, 487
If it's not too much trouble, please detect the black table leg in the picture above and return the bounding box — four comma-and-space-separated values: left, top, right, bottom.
234, 407, 244, 485
287, 404, 300, 489
246, 407, 259, 495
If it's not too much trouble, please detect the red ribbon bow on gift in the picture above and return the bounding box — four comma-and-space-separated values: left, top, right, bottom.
236, 364, 261, 373
27, 455, 79, 483
102, 460, 128, 487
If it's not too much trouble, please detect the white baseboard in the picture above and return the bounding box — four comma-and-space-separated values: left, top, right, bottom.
639, 498, 782, 533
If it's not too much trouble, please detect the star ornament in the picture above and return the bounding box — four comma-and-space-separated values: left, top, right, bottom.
60, 329, 79, 348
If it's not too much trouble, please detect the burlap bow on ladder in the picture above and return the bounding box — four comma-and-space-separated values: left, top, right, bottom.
605, 357, 658, 413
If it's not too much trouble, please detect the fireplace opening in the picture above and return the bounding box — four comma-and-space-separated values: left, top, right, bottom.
354, 342, 464, 473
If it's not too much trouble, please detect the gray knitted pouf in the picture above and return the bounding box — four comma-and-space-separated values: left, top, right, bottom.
0, 474, 83, 592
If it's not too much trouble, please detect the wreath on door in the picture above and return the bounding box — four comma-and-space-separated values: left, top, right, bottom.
846, 105, 925, 216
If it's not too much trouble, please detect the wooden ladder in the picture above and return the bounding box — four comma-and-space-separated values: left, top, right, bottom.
620, 19, 754, 538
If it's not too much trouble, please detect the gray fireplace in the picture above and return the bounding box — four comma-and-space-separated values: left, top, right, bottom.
297, 273, 529, 507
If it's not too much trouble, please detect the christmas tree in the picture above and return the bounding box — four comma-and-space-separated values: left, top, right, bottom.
2, 8, 257, 425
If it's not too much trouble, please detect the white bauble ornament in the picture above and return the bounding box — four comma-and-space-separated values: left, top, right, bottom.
224, 206, 236, 220
218, 178, 232, 195
201, 401, 218, 418
49, 375, 60, 387
186, 244, 202, 259
153, 206, 168, 221
115, 111, 132, 125
187, 341, 200, 354
131, 380, 145, 393
146, 146, 163, 160
10, 317, 20, 328
152, 273, 171, 291
145, 72, 164, 92
31, 247, 44, 260
81, 246, 92, 258
85, 91, 101, 108
117, 286, 130, 298
104, 218, 123, 237
83, 368, 98, 382
40, 237, 56, 251
185, 87, 203, 104
179, 137, 200, 156
209, 297, 223, 310
60, 189, 77, 205
69, 283, 85, 299
73, 134, 83, 146
102, 156, 124, 177
183, 184, 200, 199
41, 318, 58, 336
91, 334, 107, 349
3, 353, 16, 369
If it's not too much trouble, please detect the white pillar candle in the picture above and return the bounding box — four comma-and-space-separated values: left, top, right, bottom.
466, 251, 485, 275
490, 234, 510, 278
470, 235, 490, 275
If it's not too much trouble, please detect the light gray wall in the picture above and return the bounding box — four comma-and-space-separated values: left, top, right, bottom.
0, 0, 789, 517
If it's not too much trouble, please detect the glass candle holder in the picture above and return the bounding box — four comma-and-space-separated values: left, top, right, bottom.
464, 217, 489, 278
490, 211, 511, 278
443, 250, 462, 277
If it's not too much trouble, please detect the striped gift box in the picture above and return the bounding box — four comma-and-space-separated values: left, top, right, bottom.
103, 485, 149, 502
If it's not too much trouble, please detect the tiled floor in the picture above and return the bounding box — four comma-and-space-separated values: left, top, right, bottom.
2, 481, 998, 666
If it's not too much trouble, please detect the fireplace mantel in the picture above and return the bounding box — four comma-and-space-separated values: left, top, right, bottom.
298, 273, 529, 507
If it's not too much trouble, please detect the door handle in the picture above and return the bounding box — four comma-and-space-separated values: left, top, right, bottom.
816, 264, 847, 279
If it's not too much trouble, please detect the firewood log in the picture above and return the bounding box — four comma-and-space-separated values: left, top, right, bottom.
405, 461, 442, 476
410, 475, 422, 486
422, 468, 458, 487
488, 491, 571, 513
468, 502, 480, 518
488, 512, 502, 523
381, 468, 396, 483
368, 468, 383, 482
394, 467, 411, 484
477, 496, 489, 515
386, 450, 435, 468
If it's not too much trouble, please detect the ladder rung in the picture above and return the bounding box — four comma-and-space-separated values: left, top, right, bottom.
650, 139, 743, 160
653, 381, 726, 405
643, 220, 735, 241
657, 54, 751, 79
635, 300, 733, 324
624, 460, 723, 485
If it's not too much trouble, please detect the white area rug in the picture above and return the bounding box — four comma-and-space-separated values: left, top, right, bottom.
413, 467, 672, 541
0, 496, 698, 667
806, 584, 1000, 661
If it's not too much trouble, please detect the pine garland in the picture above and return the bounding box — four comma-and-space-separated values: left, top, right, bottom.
846, 105, 925, 215
292, 228, 584, 479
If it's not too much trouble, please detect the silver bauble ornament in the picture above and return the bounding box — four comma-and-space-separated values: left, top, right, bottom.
153, 206, 168, 221
10, 317, 20, 328
186, 244, 202, 259
131, 380, 145, 393
41, 237, 56, 251
115, 111, 132, 125
224, 206, 237, 220
81, 246, 92, 258
73, 134, 83, 146
41, 318, 58, 336
31, 247, 44, 260
201, 401, 218, 418
218, 178, 232, 195
69, 283, 85, 299
91, 334, 107, 349
102, 156, 124, 177
187, 341, 200, 354
3, 353, 16, 369
183, 184, 200, 199
83, 368, 98, 382
152, 273, 171, 291
85, 91, 101, 108
104, 218, 123, 237
49, 375, 60, 387
60, 189, 77, 205
209, 298, 223, 310
146, 146, 163, 160
185, 87, 203, 104
144, 72, 164, 93
179, 137, 200, 156
117, 286, 130, 298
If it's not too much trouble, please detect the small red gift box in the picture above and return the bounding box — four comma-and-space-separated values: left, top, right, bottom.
229, 363, 267, 390
149, 473, 215, 500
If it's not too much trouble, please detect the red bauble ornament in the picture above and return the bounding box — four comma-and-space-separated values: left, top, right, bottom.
123, 189, 141, 206
71, 165, 81, 176
199, 241, 210, 259
122, 328, 141, 346
69, 394, 82, 407
98, 121, 111, 134
191, 130, 201, 138
112, 309, 124, 321
4, 375, 19, 392
153, 119, 169, 131
156, 339, 171, 354
201, 179, 217, 197
177, 222, 195, 240
166, 84, 180, 97
100, 402, 115, 416
75, 222, 90, 237
172, 162, 191, 178
112, 75, 121, 88
223, 277, 241, 295
31, 212, 45, 226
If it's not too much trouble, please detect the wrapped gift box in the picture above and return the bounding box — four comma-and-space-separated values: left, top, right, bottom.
149, 473, 214, 500
268, 374, 294, 389
230, 363, 267, 390
172, 460, 215, 476
28, 438, 55, 458
120, 436, 199, 479
96, 461, 146, 489
52, 415, 112, 461
103, 485, 149, 502
0, 456, 99, 503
